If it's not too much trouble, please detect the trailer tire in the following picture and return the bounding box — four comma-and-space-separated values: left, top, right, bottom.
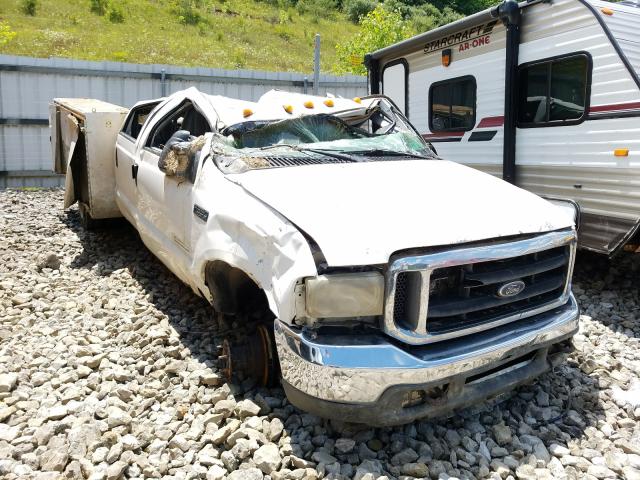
78, 203, 96, 231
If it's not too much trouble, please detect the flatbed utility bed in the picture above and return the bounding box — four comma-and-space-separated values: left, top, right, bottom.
49, 98, 128, 226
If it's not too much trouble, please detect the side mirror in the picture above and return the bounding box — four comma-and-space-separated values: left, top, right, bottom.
158, 131, 206, 178
158, 130, 191, 176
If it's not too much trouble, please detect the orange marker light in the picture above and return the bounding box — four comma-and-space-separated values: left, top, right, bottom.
442, 48, 452, 67
242, 108, 253, 118
323, 99, 334, 107
601, 7, 614, 15
353, 97, 362, 104
304, 101, 314, 109
283, 104, 293, 114
615, 148, 629, 157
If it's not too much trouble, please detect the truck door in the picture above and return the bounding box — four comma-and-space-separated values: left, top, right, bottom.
115, 101, 159, 225
135, 100, 213, 281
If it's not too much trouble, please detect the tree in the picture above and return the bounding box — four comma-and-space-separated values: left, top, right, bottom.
426, 0, 497, 16
0, 22, 16, 47
335, 5, 413, 75
410, 3, 463, 33
382, 1, 464, 33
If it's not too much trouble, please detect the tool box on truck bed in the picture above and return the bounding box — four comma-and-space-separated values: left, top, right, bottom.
50, 98, 128, 225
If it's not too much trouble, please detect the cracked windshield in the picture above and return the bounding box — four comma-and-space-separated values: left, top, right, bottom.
213, 99, 435, 172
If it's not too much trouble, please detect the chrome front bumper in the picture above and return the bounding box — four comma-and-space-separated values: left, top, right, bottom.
275, 294, 579, 425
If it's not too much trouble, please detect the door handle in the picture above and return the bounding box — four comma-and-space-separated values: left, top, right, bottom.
131, 164, 139, 186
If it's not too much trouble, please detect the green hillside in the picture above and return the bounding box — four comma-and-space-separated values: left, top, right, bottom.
0, 0, 360, 73
0, 0, 509, 74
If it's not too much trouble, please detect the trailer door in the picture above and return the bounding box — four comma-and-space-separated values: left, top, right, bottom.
382, 60, 408, 115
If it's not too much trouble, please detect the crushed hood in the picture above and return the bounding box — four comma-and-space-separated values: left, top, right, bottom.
225, 159, 573, 266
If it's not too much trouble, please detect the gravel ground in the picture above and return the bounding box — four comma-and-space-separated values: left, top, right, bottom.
1, 188, 639, 480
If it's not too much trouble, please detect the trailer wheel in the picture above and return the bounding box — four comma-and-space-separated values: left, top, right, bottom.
78, 203, 96, 231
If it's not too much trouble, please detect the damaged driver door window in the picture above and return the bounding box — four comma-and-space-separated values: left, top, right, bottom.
138, 101, 212, 257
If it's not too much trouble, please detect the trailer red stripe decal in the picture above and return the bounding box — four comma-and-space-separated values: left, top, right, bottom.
426, 138, 463, 143
590, 102, 640, 113
422, 132, 465, 139
422, 132, 464, 143
469, 130, 497, 142
477, 116, 504, 128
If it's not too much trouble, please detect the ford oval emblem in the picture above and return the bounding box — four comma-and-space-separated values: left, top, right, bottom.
497, 280, 526, 298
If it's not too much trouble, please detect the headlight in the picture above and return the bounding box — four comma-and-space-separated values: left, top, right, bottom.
304, 272, 384, 318
545, 197, 581, 227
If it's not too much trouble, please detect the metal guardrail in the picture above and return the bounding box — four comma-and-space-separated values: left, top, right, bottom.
0, 63, 363, 90
0, 118, 49, 125
0, 55, 367, 187
0, 170, 59, 177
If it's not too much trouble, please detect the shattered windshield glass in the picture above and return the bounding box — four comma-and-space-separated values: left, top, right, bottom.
211, 98, 436, 173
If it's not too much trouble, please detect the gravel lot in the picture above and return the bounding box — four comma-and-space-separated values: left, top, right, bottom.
1, 188, 639, 480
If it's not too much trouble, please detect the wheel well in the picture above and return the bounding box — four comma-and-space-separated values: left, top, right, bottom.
204, 260, 271, 317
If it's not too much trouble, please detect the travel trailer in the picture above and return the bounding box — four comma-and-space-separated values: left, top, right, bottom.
366, 0, 640, 255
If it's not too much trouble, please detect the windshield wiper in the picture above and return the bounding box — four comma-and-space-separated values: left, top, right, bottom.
347, 149, 434, 159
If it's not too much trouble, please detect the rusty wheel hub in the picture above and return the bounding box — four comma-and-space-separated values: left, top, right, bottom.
218, 323, 278, 387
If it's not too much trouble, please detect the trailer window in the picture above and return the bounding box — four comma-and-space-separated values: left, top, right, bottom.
429, 77, 476, 132
518, 54, 590, 126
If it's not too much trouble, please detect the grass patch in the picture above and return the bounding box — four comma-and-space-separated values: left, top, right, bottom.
0, 0, 359, 73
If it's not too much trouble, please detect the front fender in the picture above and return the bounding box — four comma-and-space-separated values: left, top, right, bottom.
191, 172, 317, 321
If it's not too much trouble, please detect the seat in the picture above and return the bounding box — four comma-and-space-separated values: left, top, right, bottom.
181, 108, 211, 136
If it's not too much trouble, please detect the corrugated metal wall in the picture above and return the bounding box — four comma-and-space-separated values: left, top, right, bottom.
0, 54, 367, 188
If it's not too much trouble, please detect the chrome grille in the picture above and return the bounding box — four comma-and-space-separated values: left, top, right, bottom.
393, 273, 409, 324
383, 230, 577, 345
427, 246, 568, 334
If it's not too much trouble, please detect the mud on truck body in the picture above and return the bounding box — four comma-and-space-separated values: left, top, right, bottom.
50, 88, 580, 426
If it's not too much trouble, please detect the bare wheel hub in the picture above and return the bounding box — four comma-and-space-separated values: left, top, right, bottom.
218, 323, 278, 387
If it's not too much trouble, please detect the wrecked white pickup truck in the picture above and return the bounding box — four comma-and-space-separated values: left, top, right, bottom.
50, 88, 579, 425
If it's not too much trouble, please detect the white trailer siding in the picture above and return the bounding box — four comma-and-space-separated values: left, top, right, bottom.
371, 0, 640, 253
378, 19, 509, 177
516, 0, 640, 253
596, 0, 640, 76
407, 47, 507, 176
